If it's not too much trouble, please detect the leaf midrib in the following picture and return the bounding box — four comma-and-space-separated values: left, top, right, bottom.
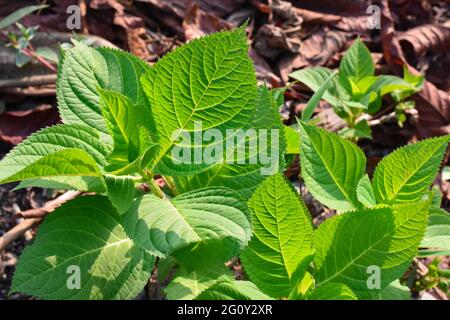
316, 206, 423, 287
382, 144, 442, 203
149, 32, 244, 173
308, 133, 358, 208
14, 238, 131, 290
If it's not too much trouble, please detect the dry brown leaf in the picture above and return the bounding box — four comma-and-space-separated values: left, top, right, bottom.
89, 0, 150, 58
183, 3, 232, 40
294, 7, 369, 32
291, 0, 370, 15
398, 24, 450, 62
380, 0, 407, 69
278, 28, 348, 82
253, 24, 301, 58
413, 80, 450, 139
0, 105, 60, 145
270, 0, 304, 27
379, 0, 450, 140
133, 0, 246, 38
249, 48, 282, 86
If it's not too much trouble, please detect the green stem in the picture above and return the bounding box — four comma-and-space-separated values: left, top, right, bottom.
163, 176, 178, 196
438, 268, 450, 278
142, 170, 165, 199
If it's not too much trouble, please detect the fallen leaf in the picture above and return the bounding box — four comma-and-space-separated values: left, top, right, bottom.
270, 0, 304, 27
183, 3, 231, 40
291, 0, 370, 15
253, 24, 301, 58
413, 80, 450, 139
90, 0, 149, 58
252, 0, 303, 59
278, 28, 348, 82
398, 24, 450, 63
249, 48, 282, 86
380, 0, 407, 69
133, 0, 246, 38
0, 105, 60, 145
294, 7, 369, 32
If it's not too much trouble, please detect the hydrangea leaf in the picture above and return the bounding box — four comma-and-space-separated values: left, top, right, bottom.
57, 43, 152, 134
11, 196, 153, 300
123, 187, 251, 270
240, 173, 314, 298
298, 121, 366, 211
141, 26, 257, 176
308, 283, 357, 300
357, 174, 376, 207
372, 135, 450, 204
173, 85, 286, 199
314, 200, 430, 295
0, 149, 102, 185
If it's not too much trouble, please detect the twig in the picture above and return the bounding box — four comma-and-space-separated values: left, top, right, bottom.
0, 86, 56, 96
23, 46, 57, 73
0, 191, 81, 252
0, 74, 57, 88
365, 111, 397, 126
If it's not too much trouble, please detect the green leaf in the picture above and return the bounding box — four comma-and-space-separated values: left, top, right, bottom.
0, 124, 109, 192
104, 175, 136, 214
368, 76, 416, 97
372, 135, 450, 204
197, 280, 273, 300
99, 89, 152, 167
357, 174, 376, 207
174, 165, 265, 201
15, 52, 31, 68
107, 128, 160, 176
308, 283, 357, 300
298, 121, 366, 211
57, 44, 152, 134
417, 248, 450, 257
35, 46, 59, 63
314, 200, 430, 295
14, 176, 106, 193
141, 26, 257, 176
240, 173, 314, 298
284, 125, 300, 155
419, 207, 450, 256
0, 149, 102, 185
0, 4, 48, 29
157, 257, 177, 283
338, 38, 374, 94
164, 267, 232, 300
430, 186, 442, 208
364, 75, 415, 113
301, 71, 337, 121
403, 66, 424, 89
123, 187, 251, 269
289, 67, 339, 106
11, 195, 153, 300
348, 76, 377, 98
391, 67, 424, 103
173, 85, 286, 200
288, 271, 315, 300
369, 280, 411, 300
339, 119, 372, 140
